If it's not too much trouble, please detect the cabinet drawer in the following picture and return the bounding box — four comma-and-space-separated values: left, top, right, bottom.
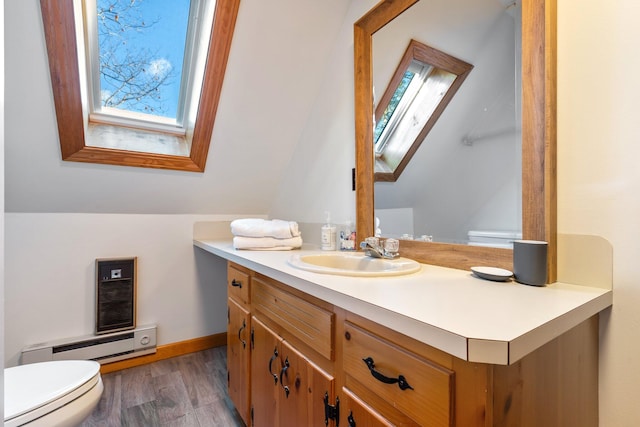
343, 321, 454, 427
252, 276, 334, 360
227, 264, 250, 306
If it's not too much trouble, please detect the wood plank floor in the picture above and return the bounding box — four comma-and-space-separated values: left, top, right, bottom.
81, 346, 245, 427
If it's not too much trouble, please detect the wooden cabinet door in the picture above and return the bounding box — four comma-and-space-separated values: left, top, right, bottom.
251, 317, 282, 427
277, 339, 335, 427
227, 298, 251, 425
340, 388, 393, 427
251, 316, 336, 427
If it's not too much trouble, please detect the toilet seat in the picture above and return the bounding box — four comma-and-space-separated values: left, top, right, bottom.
5, 360, 103, 427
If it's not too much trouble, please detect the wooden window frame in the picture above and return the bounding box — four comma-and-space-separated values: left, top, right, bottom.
40, 0, 241, 172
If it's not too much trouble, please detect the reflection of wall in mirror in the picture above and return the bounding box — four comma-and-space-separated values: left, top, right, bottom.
374, 208, 414, 238
373, 0, 522, 244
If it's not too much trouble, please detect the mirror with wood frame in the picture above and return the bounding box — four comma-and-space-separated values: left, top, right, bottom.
354, 0, 556, 280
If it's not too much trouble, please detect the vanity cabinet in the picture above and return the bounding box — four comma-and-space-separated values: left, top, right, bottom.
224, 261, 600, 427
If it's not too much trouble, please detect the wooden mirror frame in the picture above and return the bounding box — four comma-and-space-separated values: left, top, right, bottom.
354, 0, 557, 280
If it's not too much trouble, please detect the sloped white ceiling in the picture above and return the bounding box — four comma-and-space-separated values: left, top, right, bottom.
5, 0, 351, 214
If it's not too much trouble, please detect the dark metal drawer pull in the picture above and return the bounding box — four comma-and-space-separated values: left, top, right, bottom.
279, 357, 290, 398
231, 279, 242, 288
348, 410, 356, 426
238, 319, 246, 349
362, 356, 414, 391
268, 348, 279, 384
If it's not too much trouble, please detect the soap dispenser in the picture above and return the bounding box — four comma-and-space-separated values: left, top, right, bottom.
321, 212, 336, 251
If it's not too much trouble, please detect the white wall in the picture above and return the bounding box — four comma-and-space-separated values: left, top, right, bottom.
374, 208, 415, 238
1, 0, 6, 414
4, 214, 237, 367
558, 0, 640, 425
269, 0, 376, 224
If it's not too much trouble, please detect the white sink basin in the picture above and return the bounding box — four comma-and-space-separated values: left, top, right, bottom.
288, 252, 421, 277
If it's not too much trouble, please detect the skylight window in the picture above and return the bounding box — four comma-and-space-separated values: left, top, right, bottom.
85, 0, 210, 135
39, 0, 239, 171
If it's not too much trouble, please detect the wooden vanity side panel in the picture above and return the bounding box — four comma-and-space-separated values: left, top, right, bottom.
451, 358, 492, 427
491, 315, 599, 427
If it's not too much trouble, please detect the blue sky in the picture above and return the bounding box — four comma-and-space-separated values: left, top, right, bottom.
98, 0, 191, 118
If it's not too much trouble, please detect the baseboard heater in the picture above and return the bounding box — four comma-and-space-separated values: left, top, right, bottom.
21, 324, 157, 365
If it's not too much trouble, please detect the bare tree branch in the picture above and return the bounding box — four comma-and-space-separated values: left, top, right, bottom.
96, 0, 174, 114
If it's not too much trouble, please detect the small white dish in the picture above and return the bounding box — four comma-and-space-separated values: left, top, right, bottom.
471, 266, 513, 282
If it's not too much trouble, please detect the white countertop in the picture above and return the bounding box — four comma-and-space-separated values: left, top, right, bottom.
194, 239, 612, 365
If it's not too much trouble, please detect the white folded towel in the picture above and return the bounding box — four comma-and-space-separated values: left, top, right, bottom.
233, 236, 303, 251
231, 218, 300, 239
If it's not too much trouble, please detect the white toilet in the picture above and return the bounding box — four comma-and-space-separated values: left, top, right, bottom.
4, 360, 103, 427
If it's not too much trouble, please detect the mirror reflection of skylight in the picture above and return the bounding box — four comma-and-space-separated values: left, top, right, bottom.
96, 0, 190, 120
375, 60, 443, 155
372, 39, 473, 182
374, 70, 414, 144
381, 68, 456, 159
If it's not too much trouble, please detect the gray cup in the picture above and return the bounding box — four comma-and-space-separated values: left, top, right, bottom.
513, 240, 548, 286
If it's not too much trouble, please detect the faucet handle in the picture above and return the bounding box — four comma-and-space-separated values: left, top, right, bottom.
384, 238, 399, 253
365, 236, 380, 248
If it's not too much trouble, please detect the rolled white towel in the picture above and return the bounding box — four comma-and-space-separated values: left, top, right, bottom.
231, 218, 300, 239
233, 236, 303, 250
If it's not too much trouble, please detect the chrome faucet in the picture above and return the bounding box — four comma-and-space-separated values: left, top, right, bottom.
360, 237, 399, 259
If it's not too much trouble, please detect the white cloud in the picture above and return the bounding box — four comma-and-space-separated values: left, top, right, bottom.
101, 89, 112, 103
147, 58, 172, 78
